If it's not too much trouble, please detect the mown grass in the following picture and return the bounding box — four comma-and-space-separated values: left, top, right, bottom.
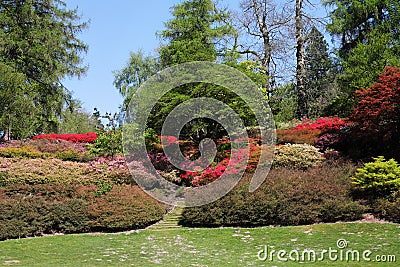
0, 222, 399, 266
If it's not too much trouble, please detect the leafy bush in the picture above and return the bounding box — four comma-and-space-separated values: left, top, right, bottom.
314, 132, 343, 151
0, 145, 46, 159
0, 183, 167, 240
33, 132, 97, 143
88, 185, 167, 231
372, 191, 400, 223
88, 130, 122, 157
179, 142, 266, 187
0, 184, 91, 240
180, 162, 365, 227
352, 156, 400, 197
292, 117, 347, 132
277, 117, 347, 145
28, 138, 89, 154
273, 143, 324, 169
144, 128, 160, 151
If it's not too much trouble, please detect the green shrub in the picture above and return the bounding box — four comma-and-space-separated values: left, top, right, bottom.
88, 185, 167, 231
144, 128, 160, 151
273, 143, 324, 169
372, 191, 400, 223
0, 143, 93, 162
352, 156, 400, 197
0, 146, 47, 159
0, 183, 167, 240
55, 150, 94, 162
88, 130, 122, 157
180, 162, 365, 227
0, 186, 91, 240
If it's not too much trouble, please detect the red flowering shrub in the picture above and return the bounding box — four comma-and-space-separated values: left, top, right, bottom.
277, 117, 348, 145
33, 132, 97, 143
293, 117, 348, 132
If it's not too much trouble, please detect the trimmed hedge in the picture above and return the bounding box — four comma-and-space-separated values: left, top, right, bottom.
0, 183, 167, 240
180, 162, 365, 227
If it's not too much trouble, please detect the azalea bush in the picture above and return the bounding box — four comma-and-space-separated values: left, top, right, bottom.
292, 117, 347, 132
179, 140, 266, 187
277, 117, 348, 145
33, 132, 97, 143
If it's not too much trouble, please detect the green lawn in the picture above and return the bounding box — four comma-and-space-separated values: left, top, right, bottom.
0, 222, 399, 266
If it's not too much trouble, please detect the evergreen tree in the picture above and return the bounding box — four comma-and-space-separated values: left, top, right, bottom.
147, 0, 242, 140
59, 99, 103, 134
158, 0, 234, 66
304, 27, 336, 118
0, 0, 88, 138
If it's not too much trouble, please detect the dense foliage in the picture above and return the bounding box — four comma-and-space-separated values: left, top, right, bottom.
324, 0, 400, 115
0, 183, 166, 240
348, 66, 400, 159
273, 143, 324, 170
0, 0, 88, 138
180, 163, 365, 227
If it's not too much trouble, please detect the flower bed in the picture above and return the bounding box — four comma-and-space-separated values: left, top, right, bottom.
33, 132, 97, 143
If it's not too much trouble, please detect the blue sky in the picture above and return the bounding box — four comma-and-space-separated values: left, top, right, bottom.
62, 0, 328, 115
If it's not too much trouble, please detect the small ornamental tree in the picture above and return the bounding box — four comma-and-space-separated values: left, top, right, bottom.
349, 66, 400, 159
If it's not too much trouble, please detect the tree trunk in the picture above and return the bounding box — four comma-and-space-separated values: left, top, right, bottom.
295, 0, 307, 119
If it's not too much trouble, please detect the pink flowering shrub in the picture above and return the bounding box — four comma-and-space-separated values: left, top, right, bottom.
33, 132, 97, 143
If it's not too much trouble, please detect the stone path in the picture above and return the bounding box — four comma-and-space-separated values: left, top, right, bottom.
147, 206, 184, 230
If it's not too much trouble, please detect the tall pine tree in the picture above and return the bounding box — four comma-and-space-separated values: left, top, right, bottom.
0, 0, 88, 138
158, 0, 234, 67
304, 27, 336, 118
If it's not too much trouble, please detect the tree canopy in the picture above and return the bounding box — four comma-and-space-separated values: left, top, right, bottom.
0, 0, 88, 139
324, 0, 400, 114
158, 0, 234, 67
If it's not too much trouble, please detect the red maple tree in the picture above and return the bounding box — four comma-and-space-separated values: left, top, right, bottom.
350, 66, 400, 143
